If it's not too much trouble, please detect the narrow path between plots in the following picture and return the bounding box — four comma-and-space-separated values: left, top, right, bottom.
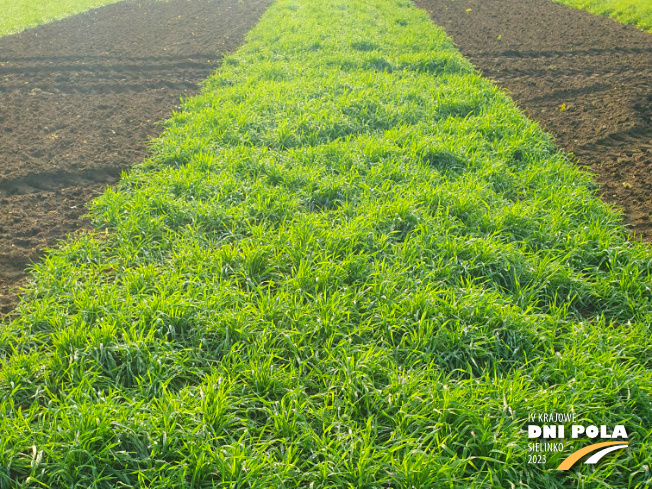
0, 0, 271, 316
415, 0, 652, 242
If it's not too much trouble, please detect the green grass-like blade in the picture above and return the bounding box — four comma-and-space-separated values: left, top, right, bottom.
554, 0, 652, 32
0, 0, 129, 38
1, 0, 651, 487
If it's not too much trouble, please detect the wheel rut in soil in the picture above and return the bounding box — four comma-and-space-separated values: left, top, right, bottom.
414, 0, 652, 242
0, 0, 271, 316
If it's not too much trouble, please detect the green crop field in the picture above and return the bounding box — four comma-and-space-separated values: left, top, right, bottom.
555, 0, 652, 32
1, 0, 651, 487
0, 0, 125, 37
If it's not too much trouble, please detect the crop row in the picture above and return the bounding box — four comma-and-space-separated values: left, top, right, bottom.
1, 0, 651, 487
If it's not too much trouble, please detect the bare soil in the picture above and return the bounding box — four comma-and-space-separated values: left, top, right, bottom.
0, 0, 270, 316
415, 0, 652, 241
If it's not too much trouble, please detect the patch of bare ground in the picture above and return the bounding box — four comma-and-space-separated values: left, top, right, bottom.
0, 0, 271, 316
415, 0, 652, 241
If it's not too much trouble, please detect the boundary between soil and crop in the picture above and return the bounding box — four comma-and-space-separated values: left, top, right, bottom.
554, 0, 652, 33
0, 0, 131, 38
0, 0, 271, 316
414, 0, 652, 242
1, 0, 651, 487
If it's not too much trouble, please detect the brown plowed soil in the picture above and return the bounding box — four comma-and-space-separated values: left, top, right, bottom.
0, 0, 270, 316
415, 0, 652, 240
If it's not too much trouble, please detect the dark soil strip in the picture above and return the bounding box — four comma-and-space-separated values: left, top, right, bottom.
0, 0, 270, 316
414, 0, 652, 240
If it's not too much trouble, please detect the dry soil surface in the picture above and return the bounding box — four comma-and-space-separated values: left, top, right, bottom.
0, 0, 270, 316
415, 0, 652, 240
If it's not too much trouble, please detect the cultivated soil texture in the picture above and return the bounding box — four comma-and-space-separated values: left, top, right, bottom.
415, 0, 652, 241
0, 0, 270, 316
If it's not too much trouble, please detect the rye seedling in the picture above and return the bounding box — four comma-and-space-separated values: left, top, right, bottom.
1, 0, 651, 487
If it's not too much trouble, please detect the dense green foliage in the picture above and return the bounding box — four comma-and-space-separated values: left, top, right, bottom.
0, 0, 124, 37
1, 0, 651, 487
555, 0, 652, 32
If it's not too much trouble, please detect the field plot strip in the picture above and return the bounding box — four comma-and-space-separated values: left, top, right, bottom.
415, 0, 652, 242
0, 0, 271, 315
553, 0, 652, 33
1, 0, 651, 487
1, 0, 126, 38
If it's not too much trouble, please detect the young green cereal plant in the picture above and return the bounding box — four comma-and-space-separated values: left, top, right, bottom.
0, 0, 128, 37
1, 0, 651, 487
554, 0, 652, 32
